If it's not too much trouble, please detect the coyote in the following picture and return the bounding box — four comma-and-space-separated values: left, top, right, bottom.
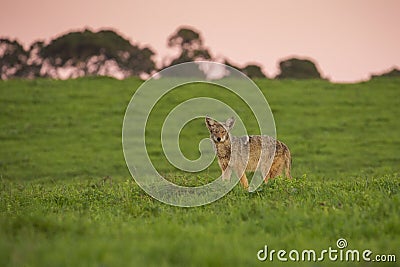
205, 116, 292, 189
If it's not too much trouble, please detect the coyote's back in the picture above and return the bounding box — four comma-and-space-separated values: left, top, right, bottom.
230, 135, 292, 180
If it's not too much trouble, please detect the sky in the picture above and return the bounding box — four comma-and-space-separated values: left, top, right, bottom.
1, 0, 399, 82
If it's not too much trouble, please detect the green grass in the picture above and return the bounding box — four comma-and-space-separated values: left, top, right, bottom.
0, 77, 399, 266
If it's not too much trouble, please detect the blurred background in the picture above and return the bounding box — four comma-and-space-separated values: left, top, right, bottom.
1, 0, 399, 82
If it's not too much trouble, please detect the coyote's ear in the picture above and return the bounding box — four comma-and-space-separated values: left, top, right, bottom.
225, 117, 235, 131
205, 116, 216, 130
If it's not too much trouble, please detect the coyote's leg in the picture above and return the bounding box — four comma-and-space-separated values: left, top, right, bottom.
264, 160, 284, 182
221, 166, 232, 181
232, 164, 248, 189
284, 152, 292, 179
239, 173, 249, 189
274, 162, 285, 179
264, 170, 271, 183
263, 172, 271, 183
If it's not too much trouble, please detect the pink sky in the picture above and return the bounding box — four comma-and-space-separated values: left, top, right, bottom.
1, 0, 399, 82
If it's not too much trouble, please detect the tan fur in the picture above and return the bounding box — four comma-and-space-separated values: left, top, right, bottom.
206, 116, 292, 189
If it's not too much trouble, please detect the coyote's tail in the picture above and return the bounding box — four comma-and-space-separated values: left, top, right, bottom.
284, 148, 292, 179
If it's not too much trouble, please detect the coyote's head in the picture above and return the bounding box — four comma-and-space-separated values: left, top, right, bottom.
205, 116, 235, 143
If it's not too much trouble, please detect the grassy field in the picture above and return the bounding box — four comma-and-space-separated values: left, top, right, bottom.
0, 77, 399, 266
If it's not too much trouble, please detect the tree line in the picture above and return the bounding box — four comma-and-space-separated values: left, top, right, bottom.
1, 26, 398, 80
0, 29, 155, 80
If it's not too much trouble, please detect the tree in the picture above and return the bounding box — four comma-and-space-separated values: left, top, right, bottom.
1, 29, 156, 79
241, 64, 266, 78
276, 58, 322, 79
168, 27, 202, 50
223, 60, 266, 79
41, 29, 156, 78
15, 41, 45, 78
223, 59, 241, 71
166, 27, 212, 66
371, 67, 400, 79
0, 38, 28, 79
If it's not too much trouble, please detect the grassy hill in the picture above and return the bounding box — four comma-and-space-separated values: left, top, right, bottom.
0, 77, 399, 266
